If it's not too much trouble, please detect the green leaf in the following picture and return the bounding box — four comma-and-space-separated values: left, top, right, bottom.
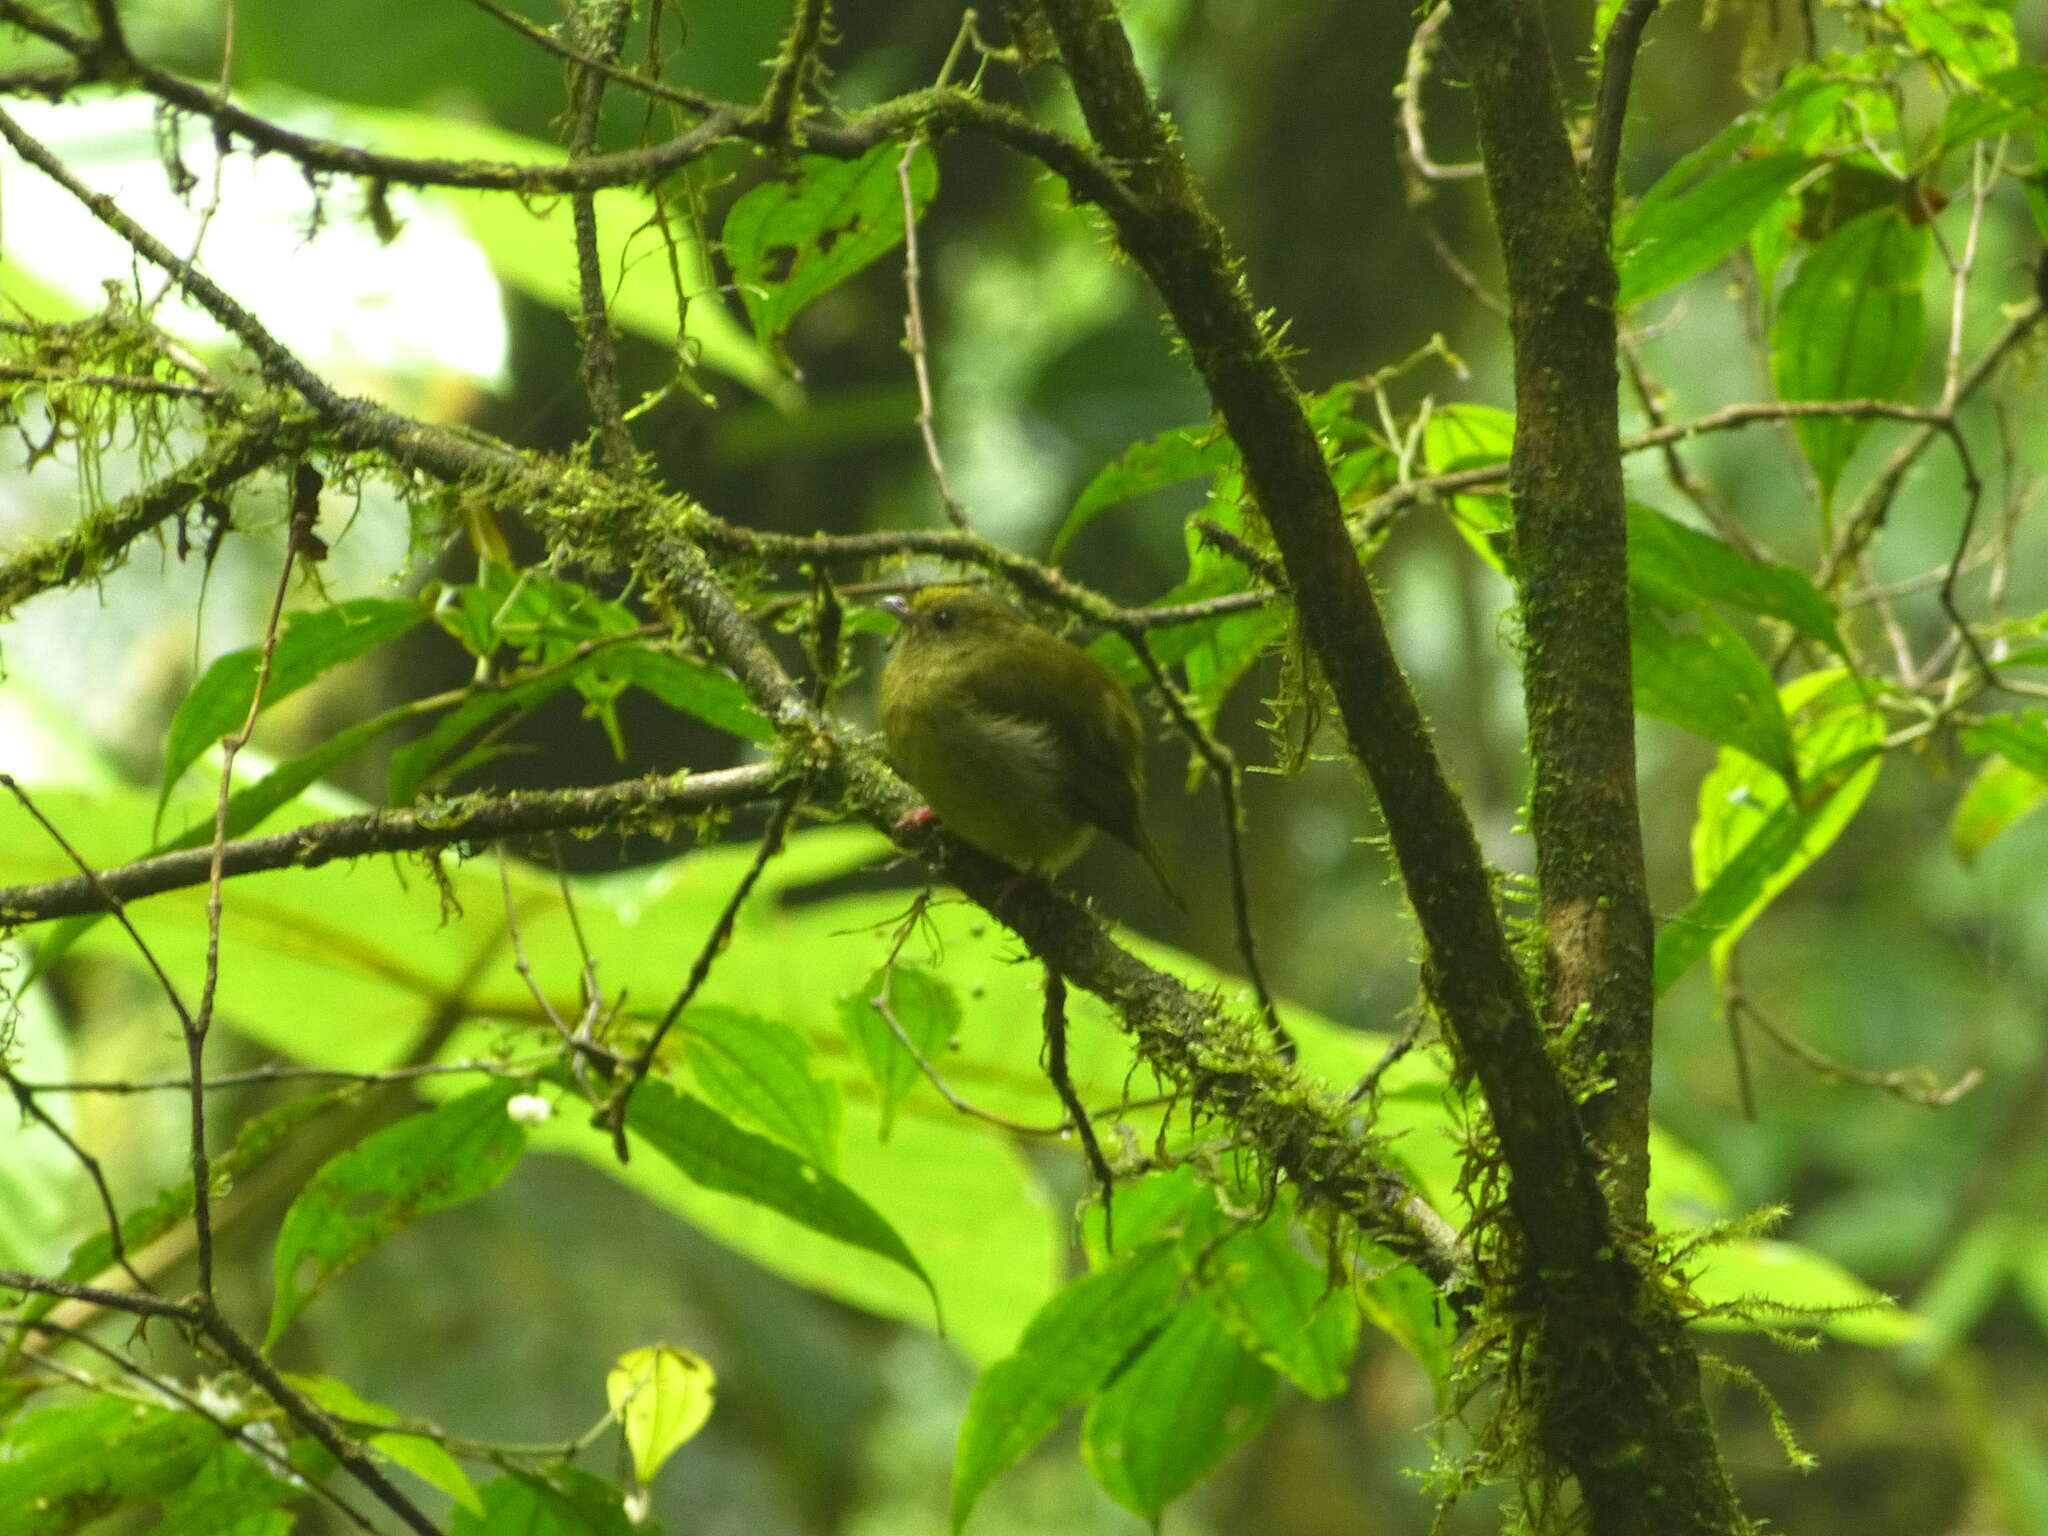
1617, 153, 1814, 308
1655, 672, 1884, 993
1934, 65, 2048, 155
680, 1006, 843, 1170
1689, 1238, 1925, 1346
1951, 755, 2048, 863
623, 1079, 936, 1318
1964, 711, 2048, 781
1627, 504, 1844, 654
606, 1345, 717, 1488
1354, 1249, 1457, 1386
1632, 603, 1799, 784
951, 1243, 1182, 1532
837, 964, 960, 1138
287, 1374, 482, 1514
724, 142, 938, 367
598, 646, 776, 745
0, 1398, 226, 1534
267, 1080, 528, 1347
158, 598, 426, 827
1893, 0, 2016, 86
450, 1467, 635, 1536
386, 669, 584, 805
1080, 1298, 1278, 1519
1052, 425, 1236, 558
336, 106, 789, 406
152, 1442, 305, 1536
1179, 604, 1290, 738
1770, 206, 1929, 500
1422, 404, 1515, 572
1194, 1204, 1359, 1399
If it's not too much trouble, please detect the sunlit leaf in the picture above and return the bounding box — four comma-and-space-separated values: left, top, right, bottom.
153, 1441, 305, 1536
1190, 1200, 1359, 1399
450, 1467, 635, 1536
1632, 603, 1798, 785
1627, 504, 1844, 654
288, 1373, 483, 1514
1935, 65, 2048, 154
681, 1005, 842, 1169
1656, 671, 1883, 993
623, 1079, 937, 1318
838, 963, 960, 1138
1618, 154, 1814, 308
597, 646, 776, 745
606, 1345, 717, 1487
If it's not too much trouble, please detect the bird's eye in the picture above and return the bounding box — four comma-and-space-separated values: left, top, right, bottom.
933, 607, 954, 630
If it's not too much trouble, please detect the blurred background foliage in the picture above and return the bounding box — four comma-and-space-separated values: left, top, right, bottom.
4, 0, 2048, 1530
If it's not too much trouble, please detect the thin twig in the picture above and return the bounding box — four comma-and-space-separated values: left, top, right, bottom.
1586, 0, 1662, 228
0, 104, 348, 414
1732, 988, 1982, 1108
188, 468, 314, 1299
898, 136, 968, 529
15, 1316, 382, 1534
868, 965, 1069, 1136
0, 763, 781, 925
894, 16, 976, 530
760, 0, 829, 143
1618, 335, 1762, 559
1121, 631, 1293, 1058
604, 780, 809, 1151
1040, 967, 1115, 1247
14, 1056, 554, 1096
566, 0, 638, 476
1346, 1014, 1425, 1106
0, 1070, 153, 1290
0, 362, 224, 398
1397, 4, 1484, 187
194, 1301, 443, 1536
462, 0, 718, 113
0, 776, 200, 1031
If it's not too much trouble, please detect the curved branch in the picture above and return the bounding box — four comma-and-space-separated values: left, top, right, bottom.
1586, 0, 1663, 228
0, 1, 1137, 218
0, 765, 780, 925
0, 410, 303, 618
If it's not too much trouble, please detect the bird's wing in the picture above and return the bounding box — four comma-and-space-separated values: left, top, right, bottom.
953, 635, 1149, 848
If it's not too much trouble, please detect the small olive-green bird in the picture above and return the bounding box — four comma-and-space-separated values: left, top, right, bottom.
879, 586, 1179, 904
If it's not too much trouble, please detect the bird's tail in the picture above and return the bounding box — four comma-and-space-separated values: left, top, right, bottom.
1136, 826, 1187, 913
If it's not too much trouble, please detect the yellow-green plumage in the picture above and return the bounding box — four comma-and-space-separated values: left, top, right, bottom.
879, 586, 1178, 904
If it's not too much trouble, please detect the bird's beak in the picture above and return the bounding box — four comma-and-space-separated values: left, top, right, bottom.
879, 594, 911, 620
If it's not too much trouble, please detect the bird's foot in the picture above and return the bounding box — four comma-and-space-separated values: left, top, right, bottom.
893, 805, 940, 837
